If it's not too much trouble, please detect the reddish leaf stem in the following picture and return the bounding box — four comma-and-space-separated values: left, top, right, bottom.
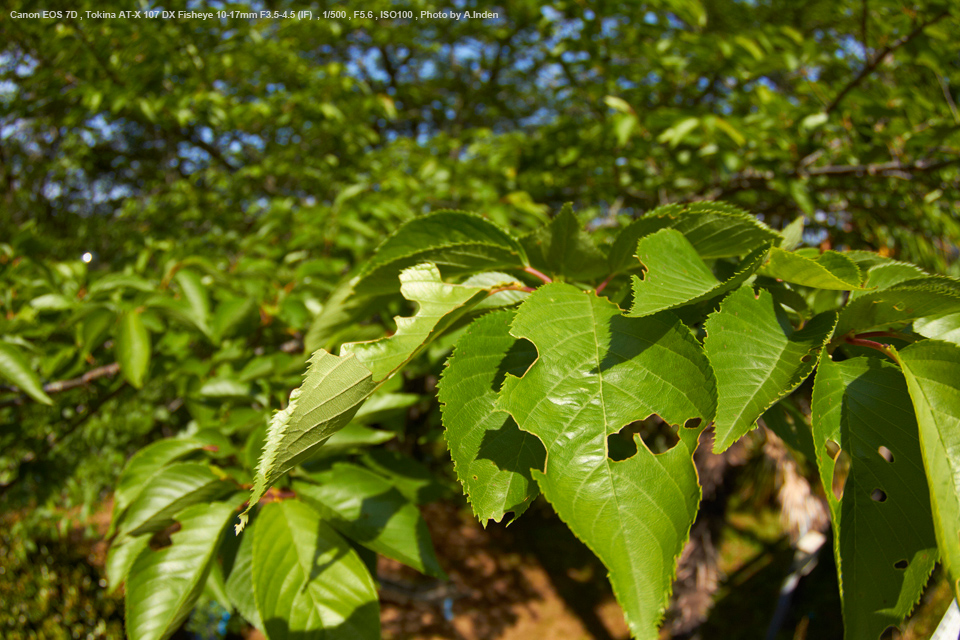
844, 335, 897, 360
523, 266, 553, 284
595, 274, 615, 294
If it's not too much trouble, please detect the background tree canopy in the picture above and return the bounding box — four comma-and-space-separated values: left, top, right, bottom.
1, 1, 959, 638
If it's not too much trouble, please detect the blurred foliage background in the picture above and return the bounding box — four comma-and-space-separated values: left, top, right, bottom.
1, 0, 958, 637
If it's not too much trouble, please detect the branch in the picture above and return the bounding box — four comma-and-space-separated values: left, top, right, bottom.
825, 10, 950, 114
0, 362, 121, 407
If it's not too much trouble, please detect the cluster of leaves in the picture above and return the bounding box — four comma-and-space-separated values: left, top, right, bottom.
195, 202, 960, 640
3, 0, 959, 272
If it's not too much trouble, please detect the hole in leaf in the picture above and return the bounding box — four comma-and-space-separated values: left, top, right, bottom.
825, 439, 841, 461
149, 521, 181, 550
894, 559, 909, 570
607, 428, 639, 462
878, 445, 894, 463
683, 417, 702, 430
832, 448, 851, 501
879, 625, 901, 640
635, 261, 648, 281
801, 354, 812, 363
871, 488, 887, 503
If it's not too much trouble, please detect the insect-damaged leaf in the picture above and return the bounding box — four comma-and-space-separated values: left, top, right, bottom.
895, 340, 960, 601
439, 309, 544, 524
704, 286, 837, 452
811, 356, 937, 638
239, 264, 511, 531
497, 283, 716, 639
627, 229, 767, 318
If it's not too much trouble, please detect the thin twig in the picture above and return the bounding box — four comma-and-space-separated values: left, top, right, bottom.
0, 362, 121, 407
825, 10, 950, 114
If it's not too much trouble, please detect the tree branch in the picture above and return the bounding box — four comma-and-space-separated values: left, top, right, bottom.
825, 9, 950, 114
0, 362, 121, 407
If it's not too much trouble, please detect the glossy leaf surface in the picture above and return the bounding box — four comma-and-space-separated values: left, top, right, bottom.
704, 286, 837, 452
252, 500, 379, 640
498, 283, 716, 639
439, 309, 543, 524
811, 356, 937, 638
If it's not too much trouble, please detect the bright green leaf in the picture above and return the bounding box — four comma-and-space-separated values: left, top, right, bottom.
498, 283, 716, 639
294, 461, 446, 578
117, 309, 151, 388
252, 500, 380, 640
758, 246, 862, 290
895, 340, 960, 600
811, 356, 938, 637
0, 341, 52, 405
609, 202, 781, 272
627, 229, 767, 317
117, 462, 235, 538
704, 286, 837, 452
439, 309, 544, 524
125, 501, 237, 640
521, 203, 608, 280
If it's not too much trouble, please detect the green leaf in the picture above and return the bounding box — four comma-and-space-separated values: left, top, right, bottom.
343, 263, 498, 381
211, 296, 258, 343
125, 501, 237, 640
353, 211, 528, 297
117, 462, 235, 538
117, 309, 151, 388
851, 262, 926, 300
105, 533, 149, 595
0, 341, 52, 404
293, 461, 446, 578
627, 229, 767, 317
521, 203, 607, 280
252, 500, 380, 640
79, 307, 116, 356
241, 264, 506, 530
761, 401, 816, 463
439, 308, 544, 524
894, 340, 960, 600
112, 438, 206, 524
224, 513, 264, 632
811, 356, 937, 637
914, 312, 960, 345
359, 449, 445, 505
198, 377, 251, 400
780, 216, 805, 252
497, 283, 716, 639
239, 357, 377, 532
704, 286, 837, 452
173, 269, 211, 333
758, 246, 863, 290
836, 276, 960, 336
609, 202, 781, 272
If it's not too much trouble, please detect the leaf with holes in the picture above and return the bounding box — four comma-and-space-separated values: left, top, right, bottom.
439, 308, 544, 524
240, 263, 505, 531
293, 462, 445, 578
627, 229, 767, 317
895, 340, 960, 600
811, 356, 937, 638
252, 500, 379, 639
125, 501, 238, 640
704, 286, 837, 452
497, 283, 716, 639
835, 277, 960, 336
